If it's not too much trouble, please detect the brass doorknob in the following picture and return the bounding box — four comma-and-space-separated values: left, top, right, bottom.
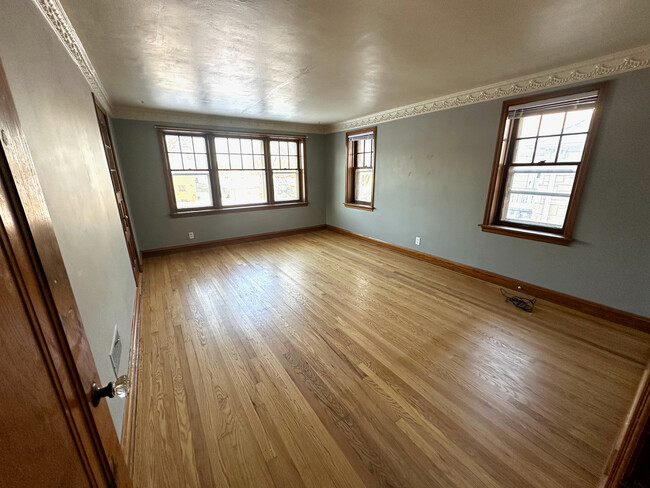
91, 375, 130, 406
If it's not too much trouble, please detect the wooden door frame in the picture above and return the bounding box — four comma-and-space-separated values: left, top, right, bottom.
92, 93, 142, 280
0, 60, 131, 485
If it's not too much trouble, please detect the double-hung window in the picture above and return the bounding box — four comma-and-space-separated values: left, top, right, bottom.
160, 128, 307, 215
345, 127, 377, 210
481, 83, 607, 244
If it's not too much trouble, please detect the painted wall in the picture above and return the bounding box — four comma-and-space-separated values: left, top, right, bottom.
111, 119, 327, 250
0, 0, 137, 433
326, 68, 650, 318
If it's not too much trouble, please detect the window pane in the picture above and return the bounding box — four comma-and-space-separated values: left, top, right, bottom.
216, 153, 230, 169
288, 142, 297, 155
230, 153, 242, 169
563, 108, 594, 133
182, 153, 196, 169
512, 138, 536, 163
219, 170, 267, 206
364, 152, 373, 167
180, 136, 193, 152
517, 115, 540, 138
365, 139, 373, 153
242, 154, 254, 169
195, 153, 208, 169
279, 141, 288, 155
252, 139, 264, 154
228, 138, 241, 153
280, 155, 289, 169
215, 137, 229, 153
557, 134, 587, 162
533, 136, 560, 163
273, 170, 299, 201
269, 140, 279, 155
168, 153, 182, 169
193, 137, 206, 153
538, 113, 565, 136
355, 153, 363, 168
172, 172, 212, 209
165, 135, 180, 152
354, 168, 373, 203
288, 156, 298, 169
240, 138, 253, 154
506, 166, 576, 195
501, 165, 577, 228
502, 193, 570, 228
254, 155, 265, 169
271, 155, 280, 169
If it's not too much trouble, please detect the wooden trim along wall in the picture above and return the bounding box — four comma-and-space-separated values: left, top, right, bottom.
326, 225, 650, 333
141, 225, 327, 258
120, 273, 142, 477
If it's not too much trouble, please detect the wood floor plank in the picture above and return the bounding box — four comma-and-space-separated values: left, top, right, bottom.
133, 230, 650, 488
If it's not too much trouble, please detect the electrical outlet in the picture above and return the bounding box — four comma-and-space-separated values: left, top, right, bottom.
188, 231, 195, 239
109, 325, 121, 379
415, 236, 421, 246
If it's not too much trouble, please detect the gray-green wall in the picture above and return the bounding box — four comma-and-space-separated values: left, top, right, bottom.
111, 119, 327, 250
0, 0, 137, 433
326, 68, 650, 318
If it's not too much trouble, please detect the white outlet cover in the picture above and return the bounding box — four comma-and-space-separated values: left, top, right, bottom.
189, 232, 195, 239
415, 237, 421, 245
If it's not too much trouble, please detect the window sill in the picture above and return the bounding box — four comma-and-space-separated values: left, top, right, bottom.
479, 224, 572, 245
171, 201, 308, 218
344, 202, 374, 212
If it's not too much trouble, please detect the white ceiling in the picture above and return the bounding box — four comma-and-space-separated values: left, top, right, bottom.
60, 0, 650, 125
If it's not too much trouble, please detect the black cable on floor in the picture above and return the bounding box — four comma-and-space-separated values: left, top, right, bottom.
500, 288, 537, 313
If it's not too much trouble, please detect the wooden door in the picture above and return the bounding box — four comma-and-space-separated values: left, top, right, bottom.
0, 61, 131, 487
93, 96, 141, 281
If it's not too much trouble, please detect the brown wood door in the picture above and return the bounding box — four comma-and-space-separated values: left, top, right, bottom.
0, 61, 131, 487
93, 97, 141, 281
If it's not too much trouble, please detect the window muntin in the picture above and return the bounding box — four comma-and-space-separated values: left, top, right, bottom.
214, 136, 267, 206
345, 127, 377, 209
270, 140, 301, 202
501, 103, 594, 228
160, 129, 306, 214
164, 134, 212, 209
482, 84, 606, 243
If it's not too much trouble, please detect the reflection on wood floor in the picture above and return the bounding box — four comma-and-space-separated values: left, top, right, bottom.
134, 230, 650, 488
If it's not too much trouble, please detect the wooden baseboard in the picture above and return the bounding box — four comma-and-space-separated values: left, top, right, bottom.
142, 224, 327, 258
326, 225, 650, 333
121, 273, 142, 477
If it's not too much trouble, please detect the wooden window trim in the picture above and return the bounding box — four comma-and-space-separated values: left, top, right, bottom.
481, 82, 608, 244
345, 126, 377, 211
157, 127, 308, 217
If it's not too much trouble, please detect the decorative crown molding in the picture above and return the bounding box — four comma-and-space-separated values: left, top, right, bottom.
112, 106, 329, 134
32, 0, 112, 112
329, 44, 650, 133
29, 0, 650, 135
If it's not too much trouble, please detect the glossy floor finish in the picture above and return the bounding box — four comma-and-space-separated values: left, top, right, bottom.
133, 230, 650, 488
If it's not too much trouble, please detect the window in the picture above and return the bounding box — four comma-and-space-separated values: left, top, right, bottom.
160, 129, 307, 215
345, 127, 377, 210
481, 83, 607, 244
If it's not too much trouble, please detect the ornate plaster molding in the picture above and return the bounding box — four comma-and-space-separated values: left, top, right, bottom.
329, 44, 650, 133
112, 106, 329, 134
32, 0, 112, 112
31, 0, 649, 135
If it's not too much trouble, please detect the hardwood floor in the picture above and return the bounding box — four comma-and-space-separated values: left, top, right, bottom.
133, 230, 650, 488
